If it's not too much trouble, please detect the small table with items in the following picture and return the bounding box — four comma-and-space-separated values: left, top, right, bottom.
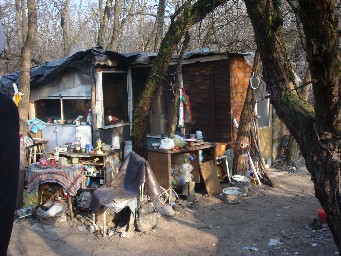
58, 150, 121, 190
148, 142, 221, 197
26, 163, 84, 219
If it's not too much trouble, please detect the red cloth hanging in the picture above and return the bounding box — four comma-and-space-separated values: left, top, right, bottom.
181, 88, 192, 123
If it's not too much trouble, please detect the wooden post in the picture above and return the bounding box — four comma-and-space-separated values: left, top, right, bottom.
67, 195, 73, 220
102, 207, 107, 237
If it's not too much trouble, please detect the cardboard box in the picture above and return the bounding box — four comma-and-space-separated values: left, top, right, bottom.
215, 142, 227, 157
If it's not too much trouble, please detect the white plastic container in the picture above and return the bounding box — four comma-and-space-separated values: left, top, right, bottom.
124, 141, 132, 158
112, 136, 120, 149
54, 150, 59, 161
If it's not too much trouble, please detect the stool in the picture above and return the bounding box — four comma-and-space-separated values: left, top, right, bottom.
32, 138, 48, 162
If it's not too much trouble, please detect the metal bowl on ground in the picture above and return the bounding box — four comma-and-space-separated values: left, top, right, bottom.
222, 187, 243, 204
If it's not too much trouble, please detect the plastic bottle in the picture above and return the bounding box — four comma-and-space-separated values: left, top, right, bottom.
86, 177, 91, 187
124, 141, 132, 159
112, 136, 120, 149
54, 150, 59, 161
87, 109, 92, 125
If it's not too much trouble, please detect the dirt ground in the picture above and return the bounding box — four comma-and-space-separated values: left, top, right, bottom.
8, 164, 339, 256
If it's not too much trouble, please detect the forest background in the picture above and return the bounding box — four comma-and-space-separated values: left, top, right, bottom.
0, 0, 309, 76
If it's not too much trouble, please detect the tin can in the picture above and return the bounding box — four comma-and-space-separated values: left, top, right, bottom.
50, 158, 56, 167
71, 154, 79, 164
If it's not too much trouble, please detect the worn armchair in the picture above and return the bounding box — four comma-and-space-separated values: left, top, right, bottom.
87, 151, 162, 236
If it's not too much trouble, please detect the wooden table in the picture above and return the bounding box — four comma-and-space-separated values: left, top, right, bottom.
26, 163, 84, 219
147, 143, 217, 192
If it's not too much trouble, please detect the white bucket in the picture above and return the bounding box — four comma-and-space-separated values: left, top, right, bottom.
112, 136, 120, 149
231, 175, 250, 194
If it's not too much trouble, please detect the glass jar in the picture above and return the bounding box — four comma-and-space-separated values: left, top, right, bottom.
71, 154, 79, 164
74, 137, 81, 153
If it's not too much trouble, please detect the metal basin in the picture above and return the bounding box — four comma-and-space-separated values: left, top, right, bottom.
222, 187, 243, 204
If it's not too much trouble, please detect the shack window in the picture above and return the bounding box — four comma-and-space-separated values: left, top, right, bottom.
256, 81, 270, 128
35, 99, 91, 123
101, 72, 128, 127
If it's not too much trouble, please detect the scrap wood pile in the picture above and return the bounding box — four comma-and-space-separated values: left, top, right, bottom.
248, 116, 274, 187
233, 114, 273, 187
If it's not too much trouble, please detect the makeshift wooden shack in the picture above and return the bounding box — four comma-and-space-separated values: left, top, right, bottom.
1, 49, 124, 151
0, 48, 271, 163
181, 52, 272, 162
134, 51, 272, 162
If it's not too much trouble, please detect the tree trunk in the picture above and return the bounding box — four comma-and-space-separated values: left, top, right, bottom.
110, 0, 136, 51
110, 0, 119, 49
97, 0, 113, 48
131, 0, 226, 156
153, 0, 165, 52
286, 67, 313, 165
244, 0, 341, 251
21, 0, 27, 42
61, 0, 70, 56
17, 0, 36, 208
298, 67, 312, 102
15, 0, 23, 47
233, 85, 254, 175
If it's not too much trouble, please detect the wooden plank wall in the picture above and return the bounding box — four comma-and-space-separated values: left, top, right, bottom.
182, 56, 253, 148
182, 59, 231, 143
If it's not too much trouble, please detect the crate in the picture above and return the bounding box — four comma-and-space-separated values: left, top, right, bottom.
215, 142, 227, 157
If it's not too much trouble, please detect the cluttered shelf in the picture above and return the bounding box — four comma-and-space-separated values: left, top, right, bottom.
59, 150, 121, 158
34, 148, 121, 202
85, 175, 104, 178
148, 142, 216, 154
81, 162, 104, 166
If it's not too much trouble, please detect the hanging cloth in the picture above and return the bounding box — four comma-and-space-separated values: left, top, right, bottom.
180, 88, 192, 123
178, 88, 184, 127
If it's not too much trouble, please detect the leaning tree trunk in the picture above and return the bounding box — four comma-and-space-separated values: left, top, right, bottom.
286, 67, 313, 164
244, 0, 341, 251
286, 68, 313, 164
131, 0, 226, 156
233, 51, 273, 186
17, 0, 37, 208
233, 83, 255, 175
233, 51, 260, 176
